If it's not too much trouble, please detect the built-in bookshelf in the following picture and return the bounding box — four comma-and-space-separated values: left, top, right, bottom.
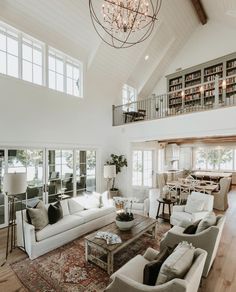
226, 59, 236, 101
166, 52, 236, 110
168, 76, 182, 108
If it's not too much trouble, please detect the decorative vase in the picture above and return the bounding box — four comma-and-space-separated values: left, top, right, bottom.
115, 219, 134, 231
109, 189, 119, 198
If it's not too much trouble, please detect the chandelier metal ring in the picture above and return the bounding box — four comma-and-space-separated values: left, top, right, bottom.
89, 0, 162, 49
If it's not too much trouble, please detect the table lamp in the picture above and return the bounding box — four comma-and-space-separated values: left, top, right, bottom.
2, 172, 27, 266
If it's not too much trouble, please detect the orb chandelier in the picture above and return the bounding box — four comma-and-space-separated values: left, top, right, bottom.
89, 0, 162, 49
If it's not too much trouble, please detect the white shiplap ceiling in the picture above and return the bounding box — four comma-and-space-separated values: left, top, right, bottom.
0, 0, 235, 102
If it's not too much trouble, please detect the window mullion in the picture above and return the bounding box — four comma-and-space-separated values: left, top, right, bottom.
45, 44, 48, 87
18, 32, 22, 79
64, 56, 66, 94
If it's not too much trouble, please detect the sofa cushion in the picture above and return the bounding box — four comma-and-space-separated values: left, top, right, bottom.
60, 199, 70, 216
196, 212, 216, 233
74, 206, 115, 223
143, 247, 171, 286
76, 194, 100, 209
171, 211, 193, 226
111, 255, 149, 283
27, 201, 49, 231
36, 215, 84, 241
48, 201, 63, 224
185, 196, 205, 213
156, 241, 195, 285
68, 198, 84, 214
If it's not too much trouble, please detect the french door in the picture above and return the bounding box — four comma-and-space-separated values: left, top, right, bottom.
0, 147, 97, 228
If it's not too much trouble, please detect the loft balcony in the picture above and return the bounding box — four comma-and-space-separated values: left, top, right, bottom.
112, 76, 236, 126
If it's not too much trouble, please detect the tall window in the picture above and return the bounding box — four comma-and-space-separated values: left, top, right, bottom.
122, 84, 137, 111
0, 21, 83, 97
22, 37, 43, 85
0, 25, 19, 78
132, 150, 153, 187
194, 147, 234, 171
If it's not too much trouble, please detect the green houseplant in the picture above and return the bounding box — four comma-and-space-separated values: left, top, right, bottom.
106, 154, 127, 195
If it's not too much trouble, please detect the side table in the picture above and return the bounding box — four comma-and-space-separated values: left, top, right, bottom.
156, 198, 177, 223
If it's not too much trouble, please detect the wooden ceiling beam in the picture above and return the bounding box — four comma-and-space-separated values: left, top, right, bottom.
191, 0, 208, 25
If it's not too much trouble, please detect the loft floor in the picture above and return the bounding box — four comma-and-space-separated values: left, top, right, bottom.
0, 189, 236, 292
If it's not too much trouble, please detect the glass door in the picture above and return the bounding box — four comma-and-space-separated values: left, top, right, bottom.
75, 150, 96, 195
47, 149, 74, 203
7, 148, 44, 210
0, 150, 6, 228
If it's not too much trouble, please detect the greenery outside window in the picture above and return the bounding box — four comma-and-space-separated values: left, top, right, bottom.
194, 147, 234, 171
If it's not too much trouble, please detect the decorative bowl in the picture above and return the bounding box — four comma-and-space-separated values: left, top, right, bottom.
115, 219, 134, 231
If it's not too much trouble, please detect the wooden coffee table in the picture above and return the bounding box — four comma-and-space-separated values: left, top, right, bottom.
84, 215, 157, 275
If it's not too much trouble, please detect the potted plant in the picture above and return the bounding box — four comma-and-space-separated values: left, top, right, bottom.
106, 154, 127, 197
115, 201, 134, 231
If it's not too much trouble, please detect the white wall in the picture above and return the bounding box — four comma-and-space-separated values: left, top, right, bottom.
0, 72, 119, 192
113, 106, 236, 194
154, 20, 236, 94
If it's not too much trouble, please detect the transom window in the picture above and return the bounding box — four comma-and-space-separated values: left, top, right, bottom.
0, 21, 83, 98
0, 26, 19, 78
22, 37, 43, 85
132, 150, 153, 187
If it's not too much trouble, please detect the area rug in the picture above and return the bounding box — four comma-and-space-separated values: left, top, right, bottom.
11, 222, 169, 292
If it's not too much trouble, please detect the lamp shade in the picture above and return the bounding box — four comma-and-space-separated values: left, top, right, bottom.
104, 165, 116, 179
3, 173, 27, 195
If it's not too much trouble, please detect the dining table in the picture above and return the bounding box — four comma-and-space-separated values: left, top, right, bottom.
167, 179, 218, 195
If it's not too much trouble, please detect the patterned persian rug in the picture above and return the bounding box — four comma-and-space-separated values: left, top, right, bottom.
11, 223, 169, 292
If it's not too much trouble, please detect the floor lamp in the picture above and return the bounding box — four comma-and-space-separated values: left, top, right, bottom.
1, 172, 27, 266
104, 165, 116, 199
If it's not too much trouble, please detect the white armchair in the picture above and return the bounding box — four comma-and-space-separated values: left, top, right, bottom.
160, 215, 225, 277
170, 192, 214, 227
105, 247, 207, 292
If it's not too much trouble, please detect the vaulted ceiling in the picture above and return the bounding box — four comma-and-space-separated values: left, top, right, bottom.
0, 0, 236, 102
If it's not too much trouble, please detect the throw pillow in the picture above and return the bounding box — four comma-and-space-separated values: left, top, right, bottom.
184, 195, 205, 213
68, 198, 84, 214
156, 241, 195, 285
48, 201, 63, 224
27, 200, 49, 230
196, 212, 216, 233
183, 220, 201, 234
143, 247, 171, 286
60, 199, 70, 216
26, 201, 40, 224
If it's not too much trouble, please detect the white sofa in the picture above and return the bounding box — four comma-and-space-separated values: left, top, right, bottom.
105, 247, 207, 292
160, 215, 225, 277
170, 192, 214, 227
16, 193, 116, 260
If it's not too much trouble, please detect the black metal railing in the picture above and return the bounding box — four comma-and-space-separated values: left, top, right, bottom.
112, 76, 236, 126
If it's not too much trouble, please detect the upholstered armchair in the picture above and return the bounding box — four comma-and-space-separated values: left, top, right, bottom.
170, 192, 214, 227
212, 177, 231, 211
105, 247, 207, 292
160, 215, 225, 277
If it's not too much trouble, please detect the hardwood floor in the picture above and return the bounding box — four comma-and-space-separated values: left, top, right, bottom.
0, 190, 236, 292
